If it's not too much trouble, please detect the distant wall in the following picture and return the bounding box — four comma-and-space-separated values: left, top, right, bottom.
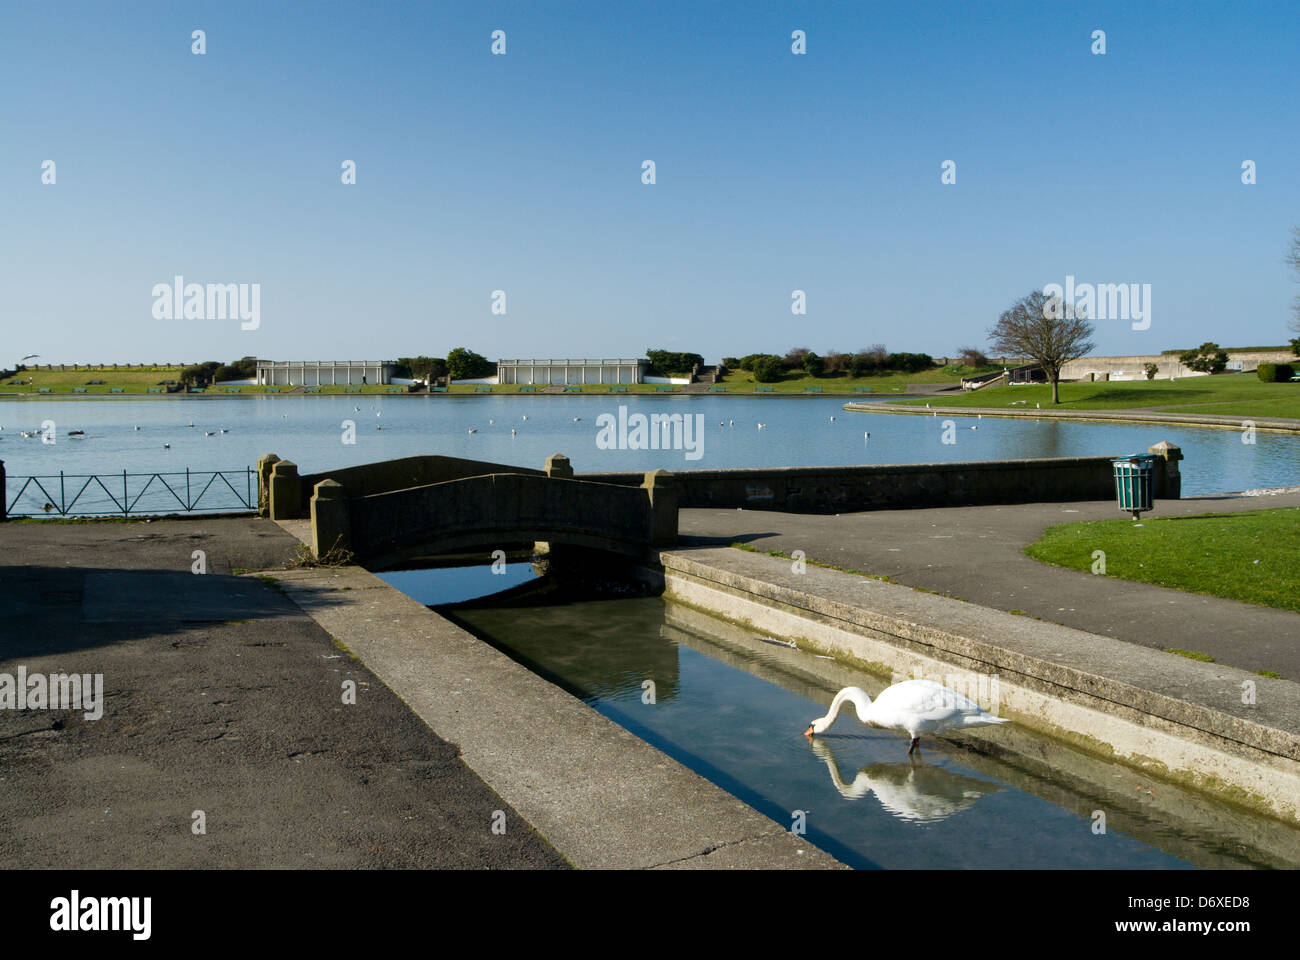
579, 453, 1180, 512
1062, 350, 1295, 382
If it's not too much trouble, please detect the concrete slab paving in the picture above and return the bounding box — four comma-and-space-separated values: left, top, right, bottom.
679, 490, 1300, 678
0, 518, 568, 869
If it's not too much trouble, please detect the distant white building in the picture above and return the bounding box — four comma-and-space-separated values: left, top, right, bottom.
496, 358, 649, 385
255, 360, 397, 386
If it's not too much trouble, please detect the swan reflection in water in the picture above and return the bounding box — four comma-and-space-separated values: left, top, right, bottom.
807, 737, 1002, 824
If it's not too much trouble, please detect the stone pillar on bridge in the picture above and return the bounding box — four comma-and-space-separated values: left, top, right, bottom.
545, 454, 574, 479
642, 469, 678, 546
311, 480, 352, 560
1148, 441, 1183, 499
256, 453, 281, 517
268, 460, 302, 519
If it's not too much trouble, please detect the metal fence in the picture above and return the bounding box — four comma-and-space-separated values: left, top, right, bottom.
1, 467, 256, 519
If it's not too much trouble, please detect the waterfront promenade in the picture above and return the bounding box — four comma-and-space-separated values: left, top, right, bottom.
0, 519, 567, 869
680, 490, 1300, 678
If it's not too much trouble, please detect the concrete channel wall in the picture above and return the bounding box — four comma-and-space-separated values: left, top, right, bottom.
657, 548, 1300, 825
580, 447, 1181, 512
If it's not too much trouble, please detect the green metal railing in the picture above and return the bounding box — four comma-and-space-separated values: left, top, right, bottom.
2, 467, 256, 519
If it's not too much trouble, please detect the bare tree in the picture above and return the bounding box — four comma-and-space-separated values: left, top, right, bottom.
1288, 226, 1300, 334
988, 290, 1095, 404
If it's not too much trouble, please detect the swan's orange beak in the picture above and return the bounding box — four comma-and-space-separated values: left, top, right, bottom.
803, 724, 815, 737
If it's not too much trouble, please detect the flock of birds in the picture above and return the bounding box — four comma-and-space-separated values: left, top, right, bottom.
0, 407, 1004, 446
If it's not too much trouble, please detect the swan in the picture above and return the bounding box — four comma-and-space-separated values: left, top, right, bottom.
804, 680, 1009, 754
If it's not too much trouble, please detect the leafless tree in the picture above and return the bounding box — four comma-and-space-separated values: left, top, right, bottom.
988, 290, 1095, 404
1288, 226, 1300, 334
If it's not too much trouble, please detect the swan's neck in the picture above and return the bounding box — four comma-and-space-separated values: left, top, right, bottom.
822, 687, 873, 726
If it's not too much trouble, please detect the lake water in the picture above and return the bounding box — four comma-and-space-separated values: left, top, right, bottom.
2, 396, 1298, 513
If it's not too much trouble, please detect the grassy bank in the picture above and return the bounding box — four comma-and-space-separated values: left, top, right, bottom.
888, 373, 1300, 418
1025, 507, 1300, 614
717, 366, 974, 393
4, 367, 973, 397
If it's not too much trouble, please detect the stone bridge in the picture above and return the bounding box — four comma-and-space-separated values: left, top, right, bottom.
257, 453, 677, 567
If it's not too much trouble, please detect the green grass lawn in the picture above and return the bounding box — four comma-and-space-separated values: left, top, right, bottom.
1024, 507, 1300, 613
718, 366, 973, 393
1, 367, 184, 394
889, 373, 1300, 417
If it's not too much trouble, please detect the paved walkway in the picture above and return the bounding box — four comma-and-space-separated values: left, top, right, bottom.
0, 518, 567, 869
846, 401, 1300, 432
679, 489, 1300, 679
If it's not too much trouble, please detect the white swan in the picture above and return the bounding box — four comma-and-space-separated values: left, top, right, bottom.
804, 680, 1009, 754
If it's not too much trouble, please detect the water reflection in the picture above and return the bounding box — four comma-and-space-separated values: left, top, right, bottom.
808, 737, 1001, 823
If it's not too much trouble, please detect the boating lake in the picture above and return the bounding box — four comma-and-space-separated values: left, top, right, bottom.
2, 395, 1298, 511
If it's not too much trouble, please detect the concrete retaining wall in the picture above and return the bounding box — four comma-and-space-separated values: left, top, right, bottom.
659, 548, 1300, 824
580, 451, 1180, 513
1062, 349, 1295, 382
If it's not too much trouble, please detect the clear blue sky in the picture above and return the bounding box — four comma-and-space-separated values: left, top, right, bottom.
2, 1, 1297, 365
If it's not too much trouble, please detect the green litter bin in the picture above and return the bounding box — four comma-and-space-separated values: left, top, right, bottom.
1113, 454, 1156, 519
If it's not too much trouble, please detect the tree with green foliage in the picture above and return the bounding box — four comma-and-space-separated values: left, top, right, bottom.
396, 356, 448, 381
645, 349, 704, 376
1178, 342, 1229, 374
1144, 362, 1159, 380
802, 351, 825, 376
180, 361, 222, 386
752, 356, 783, 382
446, 347, 492, 381
886, 351, 935, 373
737, 353, 780, 372
988, 290, 1095, 404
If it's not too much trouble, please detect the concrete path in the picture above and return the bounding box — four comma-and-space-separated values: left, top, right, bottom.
678, 489, 1300, 679
0, 518, 567, 869
846, 401, 1300, 433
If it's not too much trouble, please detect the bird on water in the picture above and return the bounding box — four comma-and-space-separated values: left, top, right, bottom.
805, 680, 1009, 755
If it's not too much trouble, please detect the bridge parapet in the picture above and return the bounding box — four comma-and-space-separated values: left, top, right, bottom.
263, 452, 678, 565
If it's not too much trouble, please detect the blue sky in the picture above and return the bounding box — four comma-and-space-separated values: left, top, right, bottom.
2, 1, 1297, 365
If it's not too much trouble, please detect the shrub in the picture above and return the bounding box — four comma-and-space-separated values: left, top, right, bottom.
802, 352, 825, 376
1257, 363, 1295, 382
752, 356, 783, 382
645, 349, 704, 376
782, 347, 811, 370
1144, 362, 1159, 380
212, 364, 244, 383
886, 351, 935, 373
1179, 342, 1229, 374
738, 353, 780, 372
